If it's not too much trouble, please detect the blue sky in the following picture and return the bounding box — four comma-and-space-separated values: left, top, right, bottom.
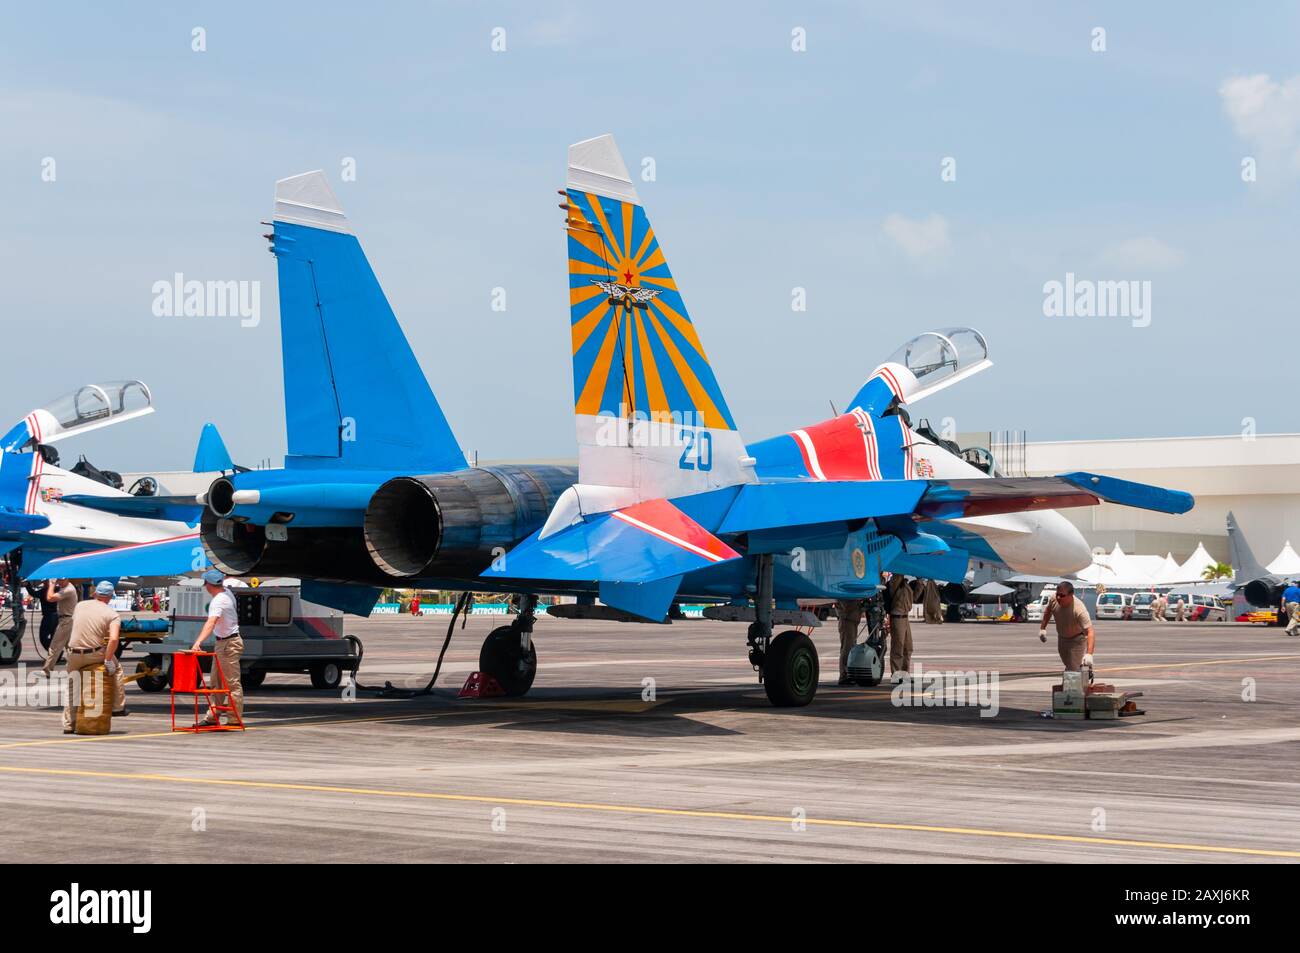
2, 2, 1298, 471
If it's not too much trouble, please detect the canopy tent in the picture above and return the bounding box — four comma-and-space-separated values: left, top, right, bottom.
1267, 541, 1300, 576
1177, 542, 1216, 581
1074, 541, 1222, 588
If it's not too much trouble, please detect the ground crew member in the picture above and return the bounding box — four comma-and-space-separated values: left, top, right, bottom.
835, 599, 863, 685
62, 580, 126, 733
1175, 596, 1187, 622
1155, 592, 1168, 623
40, 578, 77, 675
188, 568, 244, 726
1282, 580, 1300, 636
921, 579, 944, 624
1038, 580, 1094, 672
31, 580, 59, 657
885, 573, 924, 678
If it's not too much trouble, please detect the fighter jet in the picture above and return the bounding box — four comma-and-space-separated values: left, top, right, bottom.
1226, 511, 1291, 613
46, 140, 1194, 705
1, 381, 226, 661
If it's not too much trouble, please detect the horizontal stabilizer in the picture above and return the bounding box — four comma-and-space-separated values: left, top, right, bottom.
489, 498, 739, 584
25, 533, 208, 581
62, 494, 204, 523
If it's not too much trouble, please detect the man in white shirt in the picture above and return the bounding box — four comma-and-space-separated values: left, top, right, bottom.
188, 569, 244, 726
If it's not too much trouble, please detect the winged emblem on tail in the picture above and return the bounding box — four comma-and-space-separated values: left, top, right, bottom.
591, 279, 662, 309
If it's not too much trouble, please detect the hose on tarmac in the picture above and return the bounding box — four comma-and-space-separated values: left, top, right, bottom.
345, 591, 472, 698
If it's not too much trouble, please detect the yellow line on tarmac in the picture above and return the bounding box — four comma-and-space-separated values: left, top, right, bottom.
1100, 654, 1300, 673
0, 763, 1295, 859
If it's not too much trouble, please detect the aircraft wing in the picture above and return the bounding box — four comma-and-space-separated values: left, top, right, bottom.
61, 494, 204, 523
24, 533, 208, 581
720, 471, 1192, 534
495, 471, 1190, 602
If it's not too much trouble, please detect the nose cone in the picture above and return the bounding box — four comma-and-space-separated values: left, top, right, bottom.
1030, 511, 1093, 575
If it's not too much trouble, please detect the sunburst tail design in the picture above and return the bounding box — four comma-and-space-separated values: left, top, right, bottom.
564, 135, 754, 499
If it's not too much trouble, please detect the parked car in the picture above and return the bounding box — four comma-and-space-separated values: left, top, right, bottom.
1025, 590, 1052, 623
1096, 591, 1133, 620
1164, 592, 1228, 622
1130, 591, 1158, 620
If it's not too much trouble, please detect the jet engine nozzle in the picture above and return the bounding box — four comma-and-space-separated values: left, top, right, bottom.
363, 465, 577, 578
1243, 579, 1284, 609
207, 477, 238, 518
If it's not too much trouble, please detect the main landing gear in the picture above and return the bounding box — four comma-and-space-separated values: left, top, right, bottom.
479, 594, 539, 696
747, 555, 820, 707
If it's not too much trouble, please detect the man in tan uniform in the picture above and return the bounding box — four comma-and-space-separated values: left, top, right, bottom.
1038, 581, 1095, 672
885, 573, 924, 678
40, 578, 77, 675
62, 581, 127, 733
835, 599, 863, 685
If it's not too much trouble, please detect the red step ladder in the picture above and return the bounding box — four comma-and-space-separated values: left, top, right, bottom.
171, 651, 245, 732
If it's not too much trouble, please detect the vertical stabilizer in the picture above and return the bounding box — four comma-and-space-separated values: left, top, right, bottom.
564, 135, 752, 502
271, 172, 464, 472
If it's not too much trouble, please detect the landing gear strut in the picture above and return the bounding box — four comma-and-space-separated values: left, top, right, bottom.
0, 563, 26, 666
846, 594, 887, 686
747, 555, 819, 707
479, 594, 539, 697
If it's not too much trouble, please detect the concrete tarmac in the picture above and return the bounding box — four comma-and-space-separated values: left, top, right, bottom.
2, 615, 1298, 863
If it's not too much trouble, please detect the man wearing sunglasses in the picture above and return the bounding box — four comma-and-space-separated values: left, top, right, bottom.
1038, 581, 1095, 673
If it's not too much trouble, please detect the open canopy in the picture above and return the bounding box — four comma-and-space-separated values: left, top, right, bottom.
875, 327, 992, 404
2, 381, 154, 451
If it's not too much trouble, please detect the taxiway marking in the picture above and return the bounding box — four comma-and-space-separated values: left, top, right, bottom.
0, 763, 1295, 859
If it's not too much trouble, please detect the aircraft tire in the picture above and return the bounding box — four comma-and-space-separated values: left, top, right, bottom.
479, 625, 537, 697
763, 630, 819, 707
242, 668, 266, 690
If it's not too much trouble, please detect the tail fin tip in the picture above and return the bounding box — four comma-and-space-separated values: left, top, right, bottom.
568, 134, 639, 204
274, 170, 351, 234
193, 423, 233, 473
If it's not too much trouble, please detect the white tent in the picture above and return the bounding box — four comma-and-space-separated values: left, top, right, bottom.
1267, 541, 1300, 576
1177, 542, 1216, 581
1076, 543, 1221, 588
1155, 553, 1183, 584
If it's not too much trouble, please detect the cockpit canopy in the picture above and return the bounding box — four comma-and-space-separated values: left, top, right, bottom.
2, 380, 154, 452
879, 328, 990, 403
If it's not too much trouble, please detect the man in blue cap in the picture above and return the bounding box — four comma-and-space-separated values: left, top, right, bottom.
187, 569, 244, 726
1282, 580, 1300, 636
62, 580, 126, 733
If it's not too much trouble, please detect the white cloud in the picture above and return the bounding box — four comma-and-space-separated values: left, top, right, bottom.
882, 213, 950, 260
1098, 236, 1185, 271
1220, 73, 1300, 178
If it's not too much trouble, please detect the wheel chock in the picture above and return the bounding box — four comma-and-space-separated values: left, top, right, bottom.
459, 671, 506, 699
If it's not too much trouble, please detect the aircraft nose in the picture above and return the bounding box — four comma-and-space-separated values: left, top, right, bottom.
1033, 512, 1093, 575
